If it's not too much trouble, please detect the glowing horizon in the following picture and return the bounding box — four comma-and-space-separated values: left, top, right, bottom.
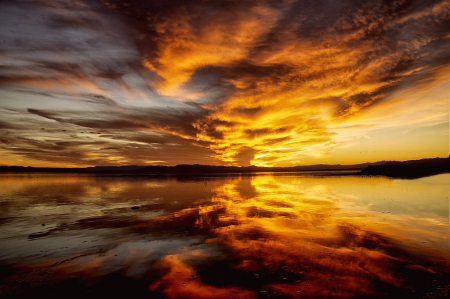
0, 0, 448, 167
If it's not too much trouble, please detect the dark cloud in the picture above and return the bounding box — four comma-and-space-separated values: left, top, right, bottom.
233, 146, 257, 166
261, 136, 293, 146
27, 105, 211, 138
0, 120, 22, 130
0, 0, 146, 97
244, 127, 292, 140
13, 102, 227, 166
81, 94, 118, 106
28, 108, 65, 122
0, 123, 218, 167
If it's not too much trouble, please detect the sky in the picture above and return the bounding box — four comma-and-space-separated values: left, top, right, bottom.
0, 0, 448, 167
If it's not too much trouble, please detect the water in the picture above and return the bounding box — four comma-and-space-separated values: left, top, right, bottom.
0, 173, 448, 298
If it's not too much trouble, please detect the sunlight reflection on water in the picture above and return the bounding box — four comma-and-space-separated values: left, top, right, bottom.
0, 173, 448, 298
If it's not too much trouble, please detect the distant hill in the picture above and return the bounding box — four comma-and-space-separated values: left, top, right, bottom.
1, 158, 448, 178
359, 157, 449, 178
133, 162, 388, 175
0, 161, 386, 175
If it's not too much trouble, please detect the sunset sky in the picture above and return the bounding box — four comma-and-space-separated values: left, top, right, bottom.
0, 0, 448, 167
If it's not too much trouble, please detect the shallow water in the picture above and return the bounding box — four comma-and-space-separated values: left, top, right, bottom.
0, 173, 448, 298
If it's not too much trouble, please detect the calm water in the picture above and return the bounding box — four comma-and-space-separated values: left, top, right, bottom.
0, 173, 448, 298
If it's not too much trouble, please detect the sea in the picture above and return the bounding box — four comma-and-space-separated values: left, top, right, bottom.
0, 172, 448, 298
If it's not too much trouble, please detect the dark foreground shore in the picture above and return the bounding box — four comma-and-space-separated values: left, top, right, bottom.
358, 157, 449, 178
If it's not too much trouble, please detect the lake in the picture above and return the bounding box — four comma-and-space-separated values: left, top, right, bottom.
0, 173, 448, 298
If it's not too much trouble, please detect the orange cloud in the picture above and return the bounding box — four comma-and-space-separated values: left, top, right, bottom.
115, 0, 449, 165
0, 0, 448, 166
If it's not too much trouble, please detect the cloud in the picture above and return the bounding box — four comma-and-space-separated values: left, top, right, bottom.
0, 0, 448, 166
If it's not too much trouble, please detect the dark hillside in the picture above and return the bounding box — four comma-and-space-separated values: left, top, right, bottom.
359, 157, 449, 178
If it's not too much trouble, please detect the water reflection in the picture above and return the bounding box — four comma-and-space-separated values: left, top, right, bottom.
0, 173, 448, 298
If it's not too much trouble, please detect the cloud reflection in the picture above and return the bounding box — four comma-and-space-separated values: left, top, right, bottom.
0, 174, 447, 298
